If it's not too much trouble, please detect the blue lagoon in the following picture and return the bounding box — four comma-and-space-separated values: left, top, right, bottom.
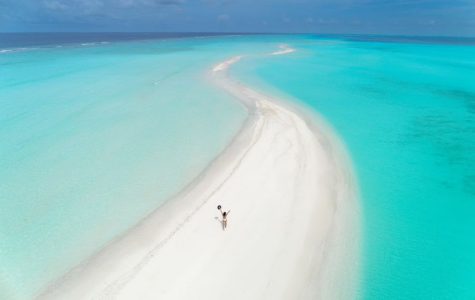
1, 33, 474, 299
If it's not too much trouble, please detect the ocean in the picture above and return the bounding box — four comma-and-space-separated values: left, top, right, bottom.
232, 35, 475, 299
0, 33, 251, 299
1, 33, 474, 299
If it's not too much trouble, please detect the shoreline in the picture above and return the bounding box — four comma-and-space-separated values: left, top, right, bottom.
39, 49, 359, 299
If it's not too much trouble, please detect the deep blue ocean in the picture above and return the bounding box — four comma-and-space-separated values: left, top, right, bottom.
1, 33, 474, 299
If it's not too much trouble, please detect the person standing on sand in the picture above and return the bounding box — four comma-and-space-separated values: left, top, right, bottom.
217, 205, 231, 230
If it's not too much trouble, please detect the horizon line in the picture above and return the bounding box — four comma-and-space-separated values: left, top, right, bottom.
1, 31, 474, 39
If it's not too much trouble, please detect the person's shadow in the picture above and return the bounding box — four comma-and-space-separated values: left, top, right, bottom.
214, 216, 225, 231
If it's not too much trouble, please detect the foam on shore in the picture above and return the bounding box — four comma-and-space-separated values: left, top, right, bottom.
39, 48, 359, 300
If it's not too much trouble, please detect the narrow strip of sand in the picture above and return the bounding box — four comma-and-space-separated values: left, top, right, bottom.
40, 50, 360, 300
271, 44, 296, 55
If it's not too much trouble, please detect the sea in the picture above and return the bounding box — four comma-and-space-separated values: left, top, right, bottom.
1, 33, 474, 299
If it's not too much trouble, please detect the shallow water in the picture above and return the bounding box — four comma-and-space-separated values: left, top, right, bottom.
0, 35, 253, 299
232, 35, 475, 299
1, 33, 474, 299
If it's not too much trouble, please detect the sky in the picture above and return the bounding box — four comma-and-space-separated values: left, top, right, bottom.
0, 0, 474, 36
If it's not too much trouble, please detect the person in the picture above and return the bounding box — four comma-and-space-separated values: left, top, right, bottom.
217, 205, 231, 230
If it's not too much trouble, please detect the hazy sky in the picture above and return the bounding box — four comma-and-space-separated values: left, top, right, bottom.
1, 0, 474, 36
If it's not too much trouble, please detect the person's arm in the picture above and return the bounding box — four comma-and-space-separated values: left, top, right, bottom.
227, 210, 231, 215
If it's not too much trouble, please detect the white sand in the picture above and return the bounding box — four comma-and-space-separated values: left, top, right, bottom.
40, 50, 360, 300
271, 44, 296, 55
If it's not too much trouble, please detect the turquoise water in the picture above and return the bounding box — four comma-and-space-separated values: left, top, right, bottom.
232, 36, 475, 299
0, 36, 254, 299
1, 34, 474, 299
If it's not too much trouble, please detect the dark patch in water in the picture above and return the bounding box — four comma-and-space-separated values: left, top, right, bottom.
435, 89, 475, 100
464, 175, 475, 197
359, 85, 388, 98
373, 76, 475, 116
407, 114, 475, 198
435, 89, 475, 114
313, 34, 475, 46
408, 115, 475, 166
